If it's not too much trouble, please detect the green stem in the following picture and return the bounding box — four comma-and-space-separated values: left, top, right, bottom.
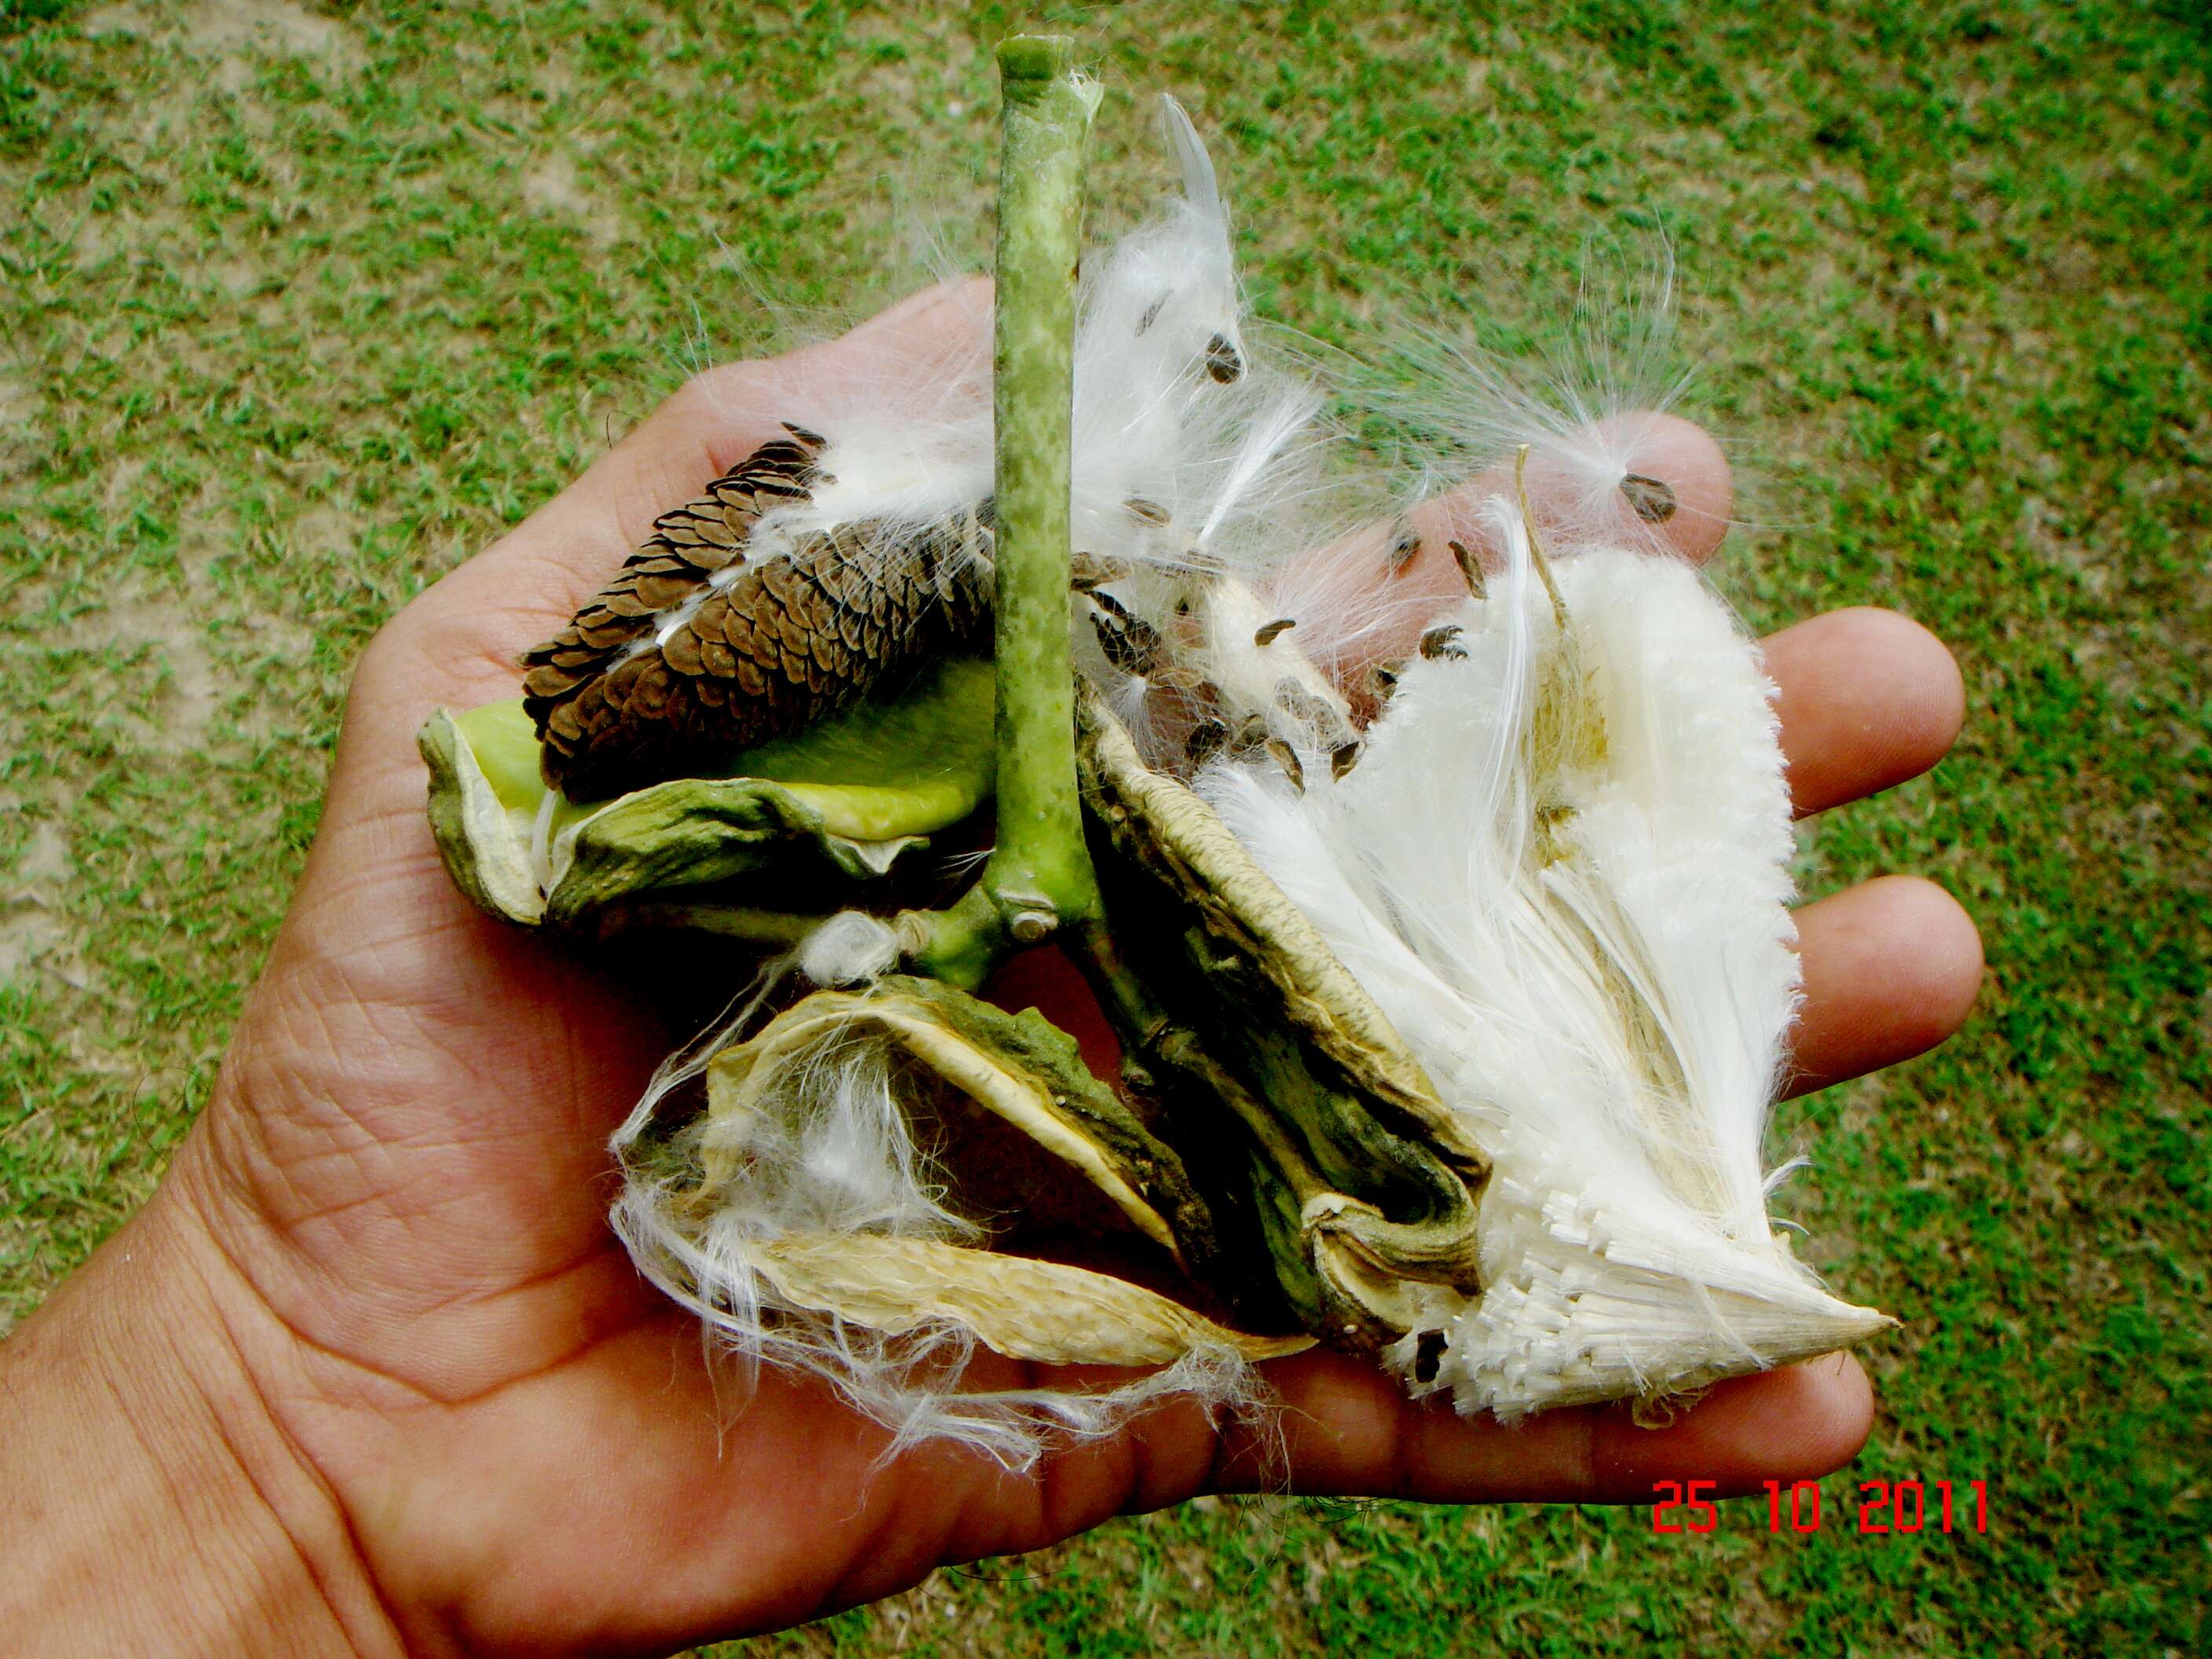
980, 35, 1102, 944
898, 36, 1102, 990
900, 882, 1007, 989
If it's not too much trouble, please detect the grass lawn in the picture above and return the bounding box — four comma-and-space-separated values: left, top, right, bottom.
3, 1, 2206, 1653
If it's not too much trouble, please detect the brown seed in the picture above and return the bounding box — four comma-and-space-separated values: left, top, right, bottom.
1387, 522, 1421, 573
706, 601, 748, 652
630, 661, 677, 719
600, 588, 658, 621
1203, 331, 1243, 384
654, 520, 710, 550
774, 607, 817, 658
1122, 497, 1171, 526
833, 599, 872, 654
1420, 624, 1467, 661
522, 663, 588, 699
1265, 738, 1306, 793
1448, 539, 1486, 599
1621, 472, 1679, 523
661, 627, 705, 677
602, 653, 647, 702
756, 558, 805, 610
576, 617, 639, 652
671, 540, 737, 574
1330, 740, 1363, 781
1253, 617, 1297, 648
1069, 548, 1124, 591
1185, 716, 1231, 768
1093, 610, 1162, 677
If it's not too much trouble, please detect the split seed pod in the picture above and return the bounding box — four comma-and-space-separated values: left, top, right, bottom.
1073, 687, 1490, 1350
1203, 507, 1891, 1417
422, 657, 994, 932
611, 974, 1308, 1458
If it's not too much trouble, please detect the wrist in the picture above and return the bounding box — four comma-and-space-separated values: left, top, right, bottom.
0, 1178, 403, 1658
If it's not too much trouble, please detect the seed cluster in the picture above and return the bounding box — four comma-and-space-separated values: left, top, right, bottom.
522, 427, 994, 801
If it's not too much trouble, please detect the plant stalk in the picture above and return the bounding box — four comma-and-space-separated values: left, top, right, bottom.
980, 35, 1101, 943
903, 35, 1102, 989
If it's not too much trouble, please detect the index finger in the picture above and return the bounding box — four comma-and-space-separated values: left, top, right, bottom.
1266, 410, 1734, 685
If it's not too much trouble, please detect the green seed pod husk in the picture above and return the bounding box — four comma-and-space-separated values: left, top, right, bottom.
1071, 687, 1490, 1351
420, 656, 995, 933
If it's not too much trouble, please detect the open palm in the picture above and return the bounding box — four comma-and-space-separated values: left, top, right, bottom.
127, 281, 1979, 1656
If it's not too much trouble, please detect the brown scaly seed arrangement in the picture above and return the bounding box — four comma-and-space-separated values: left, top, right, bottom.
523, 426, 995, 802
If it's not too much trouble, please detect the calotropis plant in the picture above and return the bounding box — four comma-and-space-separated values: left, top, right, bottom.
423, 37, 1888, 1463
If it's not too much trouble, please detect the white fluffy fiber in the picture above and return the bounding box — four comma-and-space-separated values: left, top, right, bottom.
1201, 509, 1888, 1417
796, 909, 903, 987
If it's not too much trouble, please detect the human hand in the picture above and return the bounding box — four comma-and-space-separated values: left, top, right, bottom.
0, 280, 1979, 1657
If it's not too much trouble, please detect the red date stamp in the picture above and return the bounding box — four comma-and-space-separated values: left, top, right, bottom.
1650, 1478, 1990, 1535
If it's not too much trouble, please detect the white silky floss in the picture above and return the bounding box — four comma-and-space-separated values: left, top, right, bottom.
1203, 507, 1889, 1419
1063, 100, 1361, 765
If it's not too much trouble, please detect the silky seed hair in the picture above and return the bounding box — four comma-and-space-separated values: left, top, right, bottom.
1200, 499, 1888, 1418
